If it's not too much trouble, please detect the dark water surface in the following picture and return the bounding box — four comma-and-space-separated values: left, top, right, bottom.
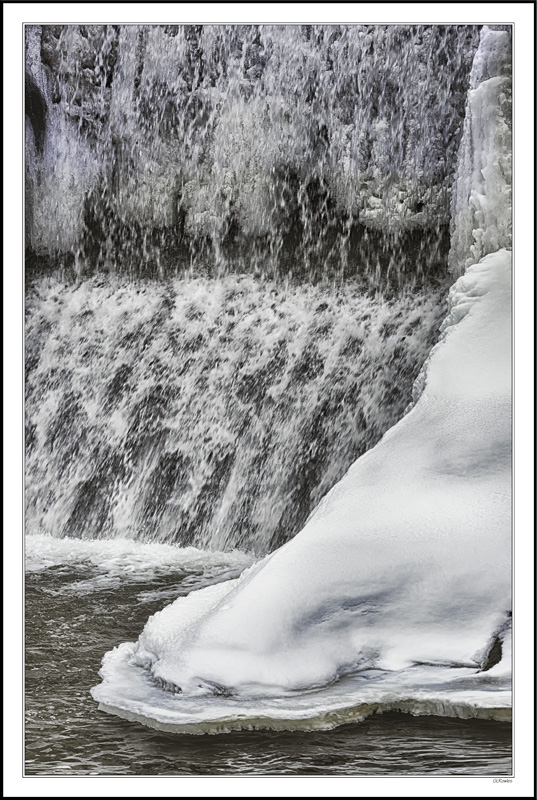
25, 565, 512, 777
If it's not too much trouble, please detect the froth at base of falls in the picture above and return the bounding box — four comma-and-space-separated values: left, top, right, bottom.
25, 274, 447, 553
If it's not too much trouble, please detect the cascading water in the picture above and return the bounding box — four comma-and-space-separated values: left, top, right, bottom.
25, 24, 479, 280
25, 24, 485, 554
25, 276, 446, 552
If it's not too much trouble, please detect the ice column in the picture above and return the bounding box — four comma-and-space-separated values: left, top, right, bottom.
448, 26, 512, 274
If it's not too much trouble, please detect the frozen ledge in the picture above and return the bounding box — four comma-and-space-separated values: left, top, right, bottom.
96, 698, 510, 737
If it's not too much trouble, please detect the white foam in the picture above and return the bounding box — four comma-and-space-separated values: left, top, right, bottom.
26, 275, 444, 553
25, 533, 252, 579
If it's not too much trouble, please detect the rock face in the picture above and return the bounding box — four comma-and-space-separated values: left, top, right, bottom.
25, 74, 47, 154
25, 24, 482, 280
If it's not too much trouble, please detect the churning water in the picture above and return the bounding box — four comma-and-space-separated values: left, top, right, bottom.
25, 275, 448, 552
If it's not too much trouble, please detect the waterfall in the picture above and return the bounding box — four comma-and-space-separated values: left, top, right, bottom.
26, 24, 479, 280
25, 275, 446, 552
25, 24, 485, 554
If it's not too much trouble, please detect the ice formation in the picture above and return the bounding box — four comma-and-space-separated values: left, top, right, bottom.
91, 25, 512, 732
448, 26, 511, 273
25, 25, 478, 274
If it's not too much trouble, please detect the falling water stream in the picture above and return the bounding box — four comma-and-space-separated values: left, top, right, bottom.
25, 23, 481, 550
25, 275, 448, 553
26, 24, 479, 277
25, 23, 511, 775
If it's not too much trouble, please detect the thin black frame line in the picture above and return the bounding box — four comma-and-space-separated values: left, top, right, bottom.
21, 20, 516, 780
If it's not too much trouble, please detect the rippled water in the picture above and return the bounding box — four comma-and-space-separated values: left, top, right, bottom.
25, 563, 512, 776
